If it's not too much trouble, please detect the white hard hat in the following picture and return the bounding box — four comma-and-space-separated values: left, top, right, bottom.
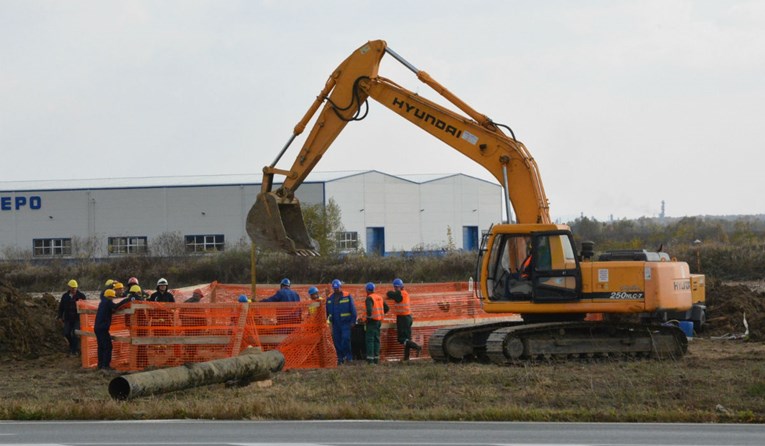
157, 278, 168, 286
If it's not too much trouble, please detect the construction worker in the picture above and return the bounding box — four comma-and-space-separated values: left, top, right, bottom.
261, 278, 300, 302
126, 276, 150, 299
306, 286, 323, 317
261, 278, 302, 331
326, 279, 356, 365
386, 278, 422, 361
506, 240, 534, 297
99, 279, 115, 300
94, 288, 131, 371
360, 282, 388, 365
237, 294, 251, 303
149, 278, 175, 302
112, 281, 125, 298
57, 279, 87, 356
127, 285, 145, 301
184, 289, 205, 303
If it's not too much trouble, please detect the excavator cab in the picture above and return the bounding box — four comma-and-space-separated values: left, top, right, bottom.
478, 224, 581, 306
246, 192, 318, 256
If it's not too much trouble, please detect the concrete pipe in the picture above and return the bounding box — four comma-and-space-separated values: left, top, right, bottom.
109, 349, 285, 400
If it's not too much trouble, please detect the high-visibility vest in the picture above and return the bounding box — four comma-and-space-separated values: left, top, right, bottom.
521, 255, 532, 279
392, 289, 411, 316
308, 297, 324, 315
368, 293, 385, 321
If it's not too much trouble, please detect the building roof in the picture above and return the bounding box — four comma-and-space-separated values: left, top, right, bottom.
0, 170, 498, 192
398, 173, 499, 186
0, 174, 259, 192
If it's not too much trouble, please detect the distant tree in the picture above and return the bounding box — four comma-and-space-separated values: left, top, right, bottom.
731, 219, 759, 246
569, 216, 604, 244
446, 226, 456, 251
151, 231, 186, 257
669, 217, 703, 245
1, 245, 32, 261
72, 235, 102, 259
302, 198, 344, 256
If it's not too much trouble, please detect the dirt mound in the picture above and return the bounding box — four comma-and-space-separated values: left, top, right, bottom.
705, 282, 765, 341
0, 279, 65, 359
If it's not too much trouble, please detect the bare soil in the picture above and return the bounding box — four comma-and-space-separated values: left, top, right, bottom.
1, 278, 764, 421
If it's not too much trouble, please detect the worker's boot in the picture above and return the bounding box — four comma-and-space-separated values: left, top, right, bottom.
403, 343, 411, 361
406, 340, 422, 357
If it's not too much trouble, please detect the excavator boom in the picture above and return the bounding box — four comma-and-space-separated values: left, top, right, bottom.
246, 40, 550, 255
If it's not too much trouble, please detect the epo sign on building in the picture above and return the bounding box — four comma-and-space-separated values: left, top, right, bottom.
0, 196, 42, 211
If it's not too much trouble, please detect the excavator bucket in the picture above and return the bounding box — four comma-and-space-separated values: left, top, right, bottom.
246, 192, 319, 256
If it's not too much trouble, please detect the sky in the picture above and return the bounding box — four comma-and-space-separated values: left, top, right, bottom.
2, 0, 764, 222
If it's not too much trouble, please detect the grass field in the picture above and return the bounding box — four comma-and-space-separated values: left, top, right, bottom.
2, 338, 763, 422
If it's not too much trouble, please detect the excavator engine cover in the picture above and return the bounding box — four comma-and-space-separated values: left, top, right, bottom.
246, 192, 318, 256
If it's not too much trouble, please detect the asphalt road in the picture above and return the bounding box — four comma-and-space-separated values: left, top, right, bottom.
1, 420, 765, 445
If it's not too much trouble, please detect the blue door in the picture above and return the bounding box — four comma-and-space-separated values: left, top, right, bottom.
463, 226, 478, 251
366, 227, 385, 256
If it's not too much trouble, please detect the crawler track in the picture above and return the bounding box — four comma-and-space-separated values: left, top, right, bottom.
428, 321, 524, 362
430, 321, 688, 364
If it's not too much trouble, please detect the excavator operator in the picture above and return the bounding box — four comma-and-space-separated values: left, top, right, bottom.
505, 238, 533, 299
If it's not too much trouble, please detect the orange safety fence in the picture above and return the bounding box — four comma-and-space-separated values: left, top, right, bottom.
77, 281, 519, 371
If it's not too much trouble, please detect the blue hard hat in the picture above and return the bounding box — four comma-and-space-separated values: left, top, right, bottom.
365, 282, 375, 292
393, 278, 404, 287
280, 278, 291, 287
308, 286, 319, 295
331, 279, 342, 289
238, 294, 249, 303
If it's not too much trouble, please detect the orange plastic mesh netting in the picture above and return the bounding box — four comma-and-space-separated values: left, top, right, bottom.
77, 281, 515, 371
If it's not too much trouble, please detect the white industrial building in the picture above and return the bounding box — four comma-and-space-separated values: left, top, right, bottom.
0, 170, 501, 259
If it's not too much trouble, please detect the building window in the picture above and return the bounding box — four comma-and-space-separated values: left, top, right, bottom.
33, 238, 72, 257
335, 231, 358, 251
185, 234, 225, 252
108, 236, 148, 255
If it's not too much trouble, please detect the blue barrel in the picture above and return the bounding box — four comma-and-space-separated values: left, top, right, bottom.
678, 321, 694, 338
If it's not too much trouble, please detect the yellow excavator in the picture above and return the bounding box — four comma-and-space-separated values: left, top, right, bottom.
246, 40, 706, 362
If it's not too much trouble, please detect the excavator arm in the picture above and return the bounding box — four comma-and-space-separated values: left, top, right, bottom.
247, 39, 550, 255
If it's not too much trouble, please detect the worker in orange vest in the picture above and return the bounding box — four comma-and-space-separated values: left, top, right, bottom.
360, 282, 389, 365
386, 278, 422, 361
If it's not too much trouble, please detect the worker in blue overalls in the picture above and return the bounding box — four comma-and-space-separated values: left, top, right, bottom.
325, 279, 357, 365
